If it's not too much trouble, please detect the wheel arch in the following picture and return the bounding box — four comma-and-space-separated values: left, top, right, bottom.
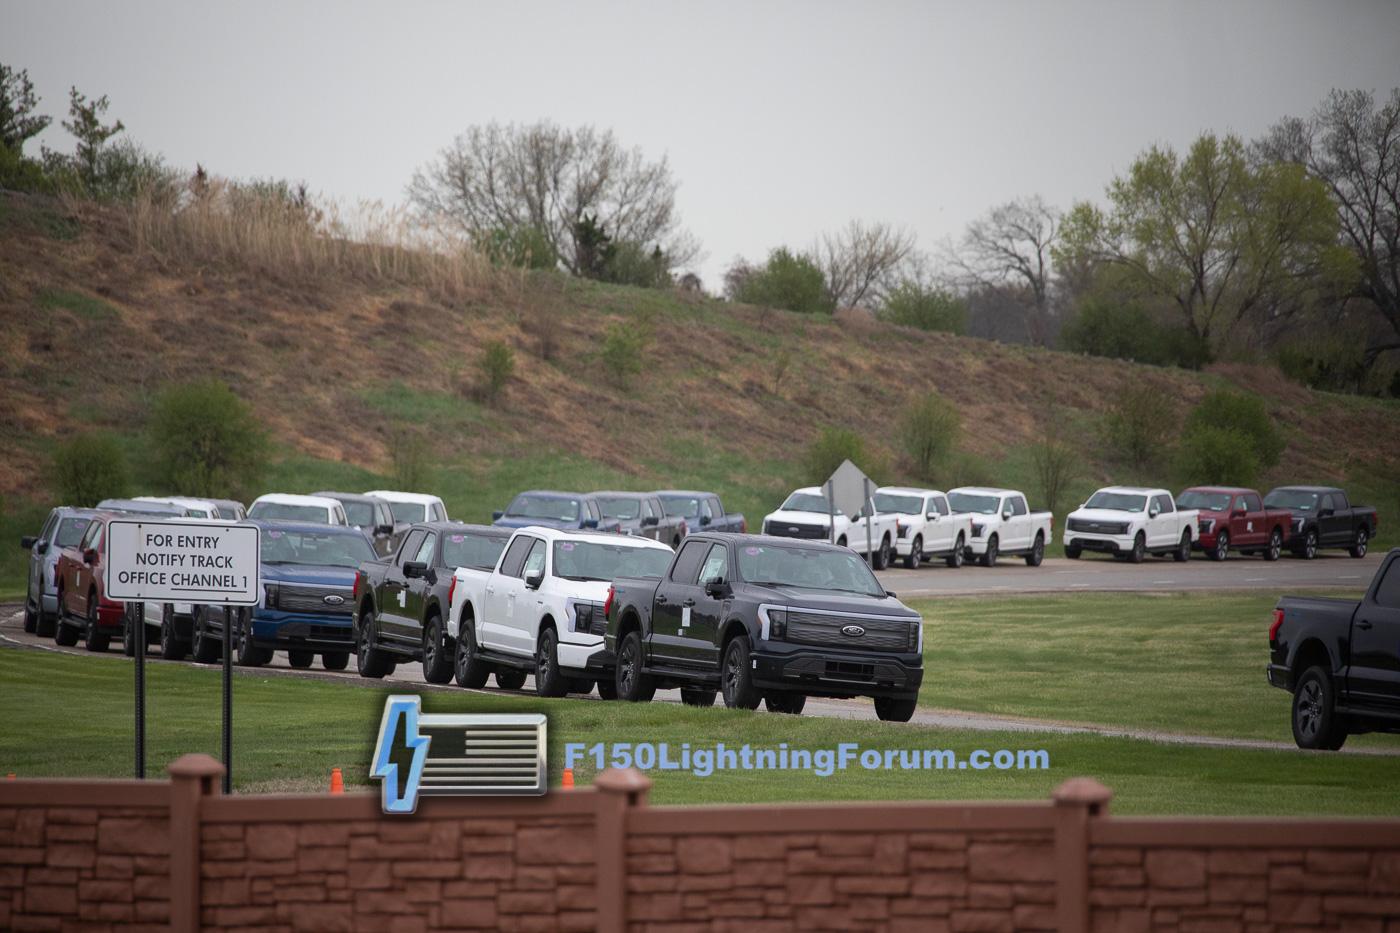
1290, 638, 1336, 682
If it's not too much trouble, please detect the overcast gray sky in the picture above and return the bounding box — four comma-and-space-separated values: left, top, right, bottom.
6, 0, 1400, 287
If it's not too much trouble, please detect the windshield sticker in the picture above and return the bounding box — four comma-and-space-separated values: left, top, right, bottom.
744, 546, 763, 556
450, 535, 465, 543
559, 542, 576, 551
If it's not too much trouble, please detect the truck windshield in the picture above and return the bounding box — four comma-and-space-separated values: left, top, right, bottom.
1085, 492, 1147, 512
341, 502, 375, 527
780, 493, 837, 514
1177, 491, 1232, 511
260, 529, 374, 568
947, 493, 999, 515
873, 493, 923, 514
250, 503, 329, 523
1264, 490, 1319, 512
658, 496, 700, 518
387, 502, 428, 524
737, 544, 885, 597
552, 541, 671, 581
597, 497, 641, 520
506, 495, 580, 521
444, 533, 508, 571
55, 518, 92, 548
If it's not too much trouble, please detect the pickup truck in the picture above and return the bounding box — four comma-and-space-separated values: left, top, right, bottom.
492, 491, 623, 534
248, 493, 350, 526
603, 533, 924, 721
947, 487, 1052, 567
592, 491, 688, 547
874, 486, 975, 569
449, 527, 674, 697
1178, 486, 1291, 561
653, 490, 747, 535
352, 522, 511, 682
761, 487, 899, 570
21, 506, 100, 636
1263, 486, 1378, 560
1268, 547, 1400, 749
317, 491, 403, 556
52, 512, 127, 651
364, 489, 449, 524
1062, 486, 1196, 563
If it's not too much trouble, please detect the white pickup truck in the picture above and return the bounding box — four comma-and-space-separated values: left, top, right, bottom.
448, 526, 674, 697
873, 486, 975, 569
946, 487, 1053, 567
761, 486, 900, 569
1064, 486, 1197, 563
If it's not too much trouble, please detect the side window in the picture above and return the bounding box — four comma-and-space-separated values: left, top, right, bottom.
1332, 492, 1350, 511
90, 524, 105, 554
669, 540, 710, 584
413, 533, 437, 567
1153, 494, 1174, 514
498, 536, 533, 577
397, 530, 425, 566
1320, 494, 1337, 512
1011, 497, 1028, 516
697, 545, 728, 585
79, 521, 100, 550
1243, 494, 1262, 512
521, 538, 546, 579
702, 498, 715, 521
710, 497, 724, 517
934, 497, 950, 516
586, 500, 600, 522
378, 504, 392, 528
431, 502, 447, 522
1373, 559, 1400, 609
40, 511, 59, 541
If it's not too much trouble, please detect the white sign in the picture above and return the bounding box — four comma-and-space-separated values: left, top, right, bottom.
826, 459, 874, 519
105, 519, 260, 605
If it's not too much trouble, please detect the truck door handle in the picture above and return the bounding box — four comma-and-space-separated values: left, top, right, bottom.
1357, 619, 1373, 630
682, 598, 696, 608
655, 594, 668, 604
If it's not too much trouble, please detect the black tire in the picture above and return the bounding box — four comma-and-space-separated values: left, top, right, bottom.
1264, 529, 1282, 562
84, 598, 109, 652
596, 677, 619, 700
235, 608, 273, 667
1209, 531, 1229, 562
494, 669, 527, 691
1064, 545, 1081, 560
979, 535, 998, 568
1291, 666, 1348, 750
355, 609, 393, 678
160, 608, 188, 661
1024, 533, 1045, 567
190, 607, 221, 664
36, 605, 56, 638
720, 637, 762, 710
569, 678, 595, 695
946, 535, 965, 568
1295, 529, 1318, 560
1127, 533, 1146, 564
904, 536, 922, 570
1173, 530, 1191, 563
23, 598, 37, 634
534, 627, 569, 698
676, 687, 716, 707
764, 692, 806, 715
615, 630, 655, 702
874, 696, 917, 722
422, 615, 453, 685
1350, 527, 1369, 559
322, 652, 349, 671
54, 591, 78, 646
288, 650, 315, 669
453, 626, 491, 688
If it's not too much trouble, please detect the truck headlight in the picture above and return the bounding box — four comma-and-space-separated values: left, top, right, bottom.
573, 602, 594, 632
264, 583, 279, 609
766, 608, 787, 639
909, 622, 920, 652
971, 523, 985, 538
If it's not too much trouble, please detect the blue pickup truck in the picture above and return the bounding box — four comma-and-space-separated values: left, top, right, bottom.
190, 520, 376, 671
653, 490, 746, 535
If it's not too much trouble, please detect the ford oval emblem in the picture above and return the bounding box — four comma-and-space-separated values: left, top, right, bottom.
323, 594, 345, 606
841, 624, 865, 637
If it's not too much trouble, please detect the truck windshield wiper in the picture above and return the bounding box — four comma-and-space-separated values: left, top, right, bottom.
556, 574, 603, 582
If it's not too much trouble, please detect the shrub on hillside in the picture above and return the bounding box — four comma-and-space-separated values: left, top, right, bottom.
149, 380, 267, 498
387, 428, 431, 490
476, 225, 557, 271
601, 322, 645, 389
1102, 385, 1176, 467
51, 434, 129, 507
729, 248, 833, 315
1061, 298, 1209, 369
941, 450, 995, 489
900, 393, 960, 482
1175, 425, 1261, 487
1030, 428, 1081, 519
804, 427, 867, 486
603, 241, 672, 289
478, 340, 515, 403
878, 282, 967, 334
1184, 390, 1283, 471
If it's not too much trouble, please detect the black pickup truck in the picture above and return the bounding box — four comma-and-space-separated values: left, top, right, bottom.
602, 533, 923, 721
1268, 547, 1400, 749
1262, 486, 1378, 559
353, 522, 510, 683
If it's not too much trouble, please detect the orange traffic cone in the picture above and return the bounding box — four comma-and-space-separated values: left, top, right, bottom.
560, 768, 574, 789
329, 767, 344, 795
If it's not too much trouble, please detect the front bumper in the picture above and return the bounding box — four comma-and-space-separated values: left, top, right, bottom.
251, 609, 354, 651
1064, 532, 1133, 554
556, 634, 606, 673
1266, 664, 1291, 691
752, 646, 922, 699
964, 535, 992, 556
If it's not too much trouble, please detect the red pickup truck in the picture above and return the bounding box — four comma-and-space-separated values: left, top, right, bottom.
52, 512, 126, 651
1177, 487, 1292, 561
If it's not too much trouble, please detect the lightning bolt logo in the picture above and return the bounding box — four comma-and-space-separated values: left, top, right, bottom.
371, 695, 431, 814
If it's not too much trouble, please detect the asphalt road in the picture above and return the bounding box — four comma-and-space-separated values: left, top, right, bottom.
875, 551, 1384, 598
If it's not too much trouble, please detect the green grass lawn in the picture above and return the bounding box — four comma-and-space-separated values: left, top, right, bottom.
1, 648, 1397, 816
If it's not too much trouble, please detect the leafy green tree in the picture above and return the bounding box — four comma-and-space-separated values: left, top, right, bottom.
1102, 384, 1176, 468
1184, 390, 1283, 471
61, 86, 124, 186
479, 340, 515, 402
51, 434, 129, 506
604, 241, 671, 288
900, 393, 960, 481
878, 281, 967, 334
1175, 425, 1261, 487
0, 62, 51, 154
600, 322, 645, 389
729, 248, 834, 314
804, 427, 868, 486
149, 380, 268, 498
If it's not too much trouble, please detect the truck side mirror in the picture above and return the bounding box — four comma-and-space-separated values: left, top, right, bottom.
403, 560, 427, 579
1002, 509, 1013, 520
700, 515, 712, 527
492, 510, 505, 521
525, 569, 544, 590
20, 535, 38, 550
1318, 508, 1334, 518
704, 580, 730, 599
375, 524, 394, 536
926, 513, 938, 521
643, 515, 659, 526
581, 518, 598, 529
84, 548, 98, 565
1148, 507, 1160, 518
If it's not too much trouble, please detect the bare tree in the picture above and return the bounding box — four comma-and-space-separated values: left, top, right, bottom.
814, 220, 917, 308
946, 196, 1060, 346
407, 121, 699, 276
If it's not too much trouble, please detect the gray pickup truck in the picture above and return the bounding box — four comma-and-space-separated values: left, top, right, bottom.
592, 491, 688, 547
653, 490, 746, 535
1268, 547, 1400, 749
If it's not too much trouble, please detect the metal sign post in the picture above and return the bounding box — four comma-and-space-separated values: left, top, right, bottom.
864, 477, 874, 563
825, 480, 836, 545
106, 519, 260, 793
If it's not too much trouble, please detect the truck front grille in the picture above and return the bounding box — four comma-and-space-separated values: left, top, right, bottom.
277, 583, 355, 614
765, 521, 829, 540
785, 611, 913, 652
1066, 518, 1127, 535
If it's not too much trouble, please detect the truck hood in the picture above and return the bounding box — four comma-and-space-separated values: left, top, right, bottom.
742, 583, 917, 619
260, 563, 358, 586
492, 516, 577, 529
557, 579, 614, 603
763, 510, 834, 528
1068, 508, 1140, 524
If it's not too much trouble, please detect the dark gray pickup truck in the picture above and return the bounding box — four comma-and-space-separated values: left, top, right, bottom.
602, 532, 923, 721
592, 491, 688, 547
1268, 547, 1400, 749
1262, 486, 1378, 560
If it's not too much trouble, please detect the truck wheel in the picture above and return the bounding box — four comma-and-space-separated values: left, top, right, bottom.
1025, 533, 1045, 567
36, 604, 56, 638
1064, 545, 1081, 560
946, 535, 965, 568
764, 692, 805, 715
1209, 531, 1229, 562
874, 696, 917, 723
422, 615, 453, 685
877, 536, 892, 570
980, 535, 998, 567
720, 637, 762, 710
904, 536, 922, 570
84, 599, 109, 652
322, 652, 349, 671
681, 687, 718, 707
615, 630, 655, 702
355, 610, 393, 678
287, 650, 314, 669
55, 615, 79, 646
1350, 527, 1368, 559
23, 597, 37, 634
160, 609, 188, 661
453, 628, 491, 689
534, 628, 569, 698
190, 607, 221, 664
1295, 529, 1318, 560
1173, 530, 1191, 563
568, 678, 595, 695
235, 609, 273, 667
495, 670, 527, 691
1264, 529, 1282, 562
1127, 533, 1146, 564
596, 678, 619, 700
1291, 666, 1347, 751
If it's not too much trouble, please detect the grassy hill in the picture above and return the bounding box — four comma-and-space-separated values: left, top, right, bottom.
2, 190, 1397, 592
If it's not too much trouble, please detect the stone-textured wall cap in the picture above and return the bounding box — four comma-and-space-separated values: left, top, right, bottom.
168, 754, 227, 778
594, 767, 654, 794
1052, 777, 1113, 806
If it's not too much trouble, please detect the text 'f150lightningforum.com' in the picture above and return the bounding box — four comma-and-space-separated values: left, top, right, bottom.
564, 742, 1051, 778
